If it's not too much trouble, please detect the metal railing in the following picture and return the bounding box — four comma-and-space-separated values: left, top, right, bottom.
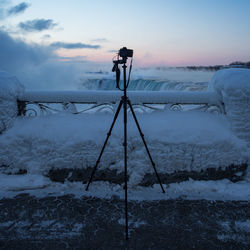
17, 90, 225, 116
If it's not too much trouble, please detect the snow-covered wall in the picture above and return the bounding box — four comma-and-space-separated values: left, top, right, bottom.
0, 71, 24, 133
0, 69, 249, 183
209, 69, 250, 146
0, 112, 247, 185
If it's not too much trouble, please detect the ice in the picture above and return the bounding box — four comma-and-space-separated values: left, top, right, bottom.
0, 70, 24, 132
209, 68, 250, 147
0, 71, 24, 97
209, 68, 250, 95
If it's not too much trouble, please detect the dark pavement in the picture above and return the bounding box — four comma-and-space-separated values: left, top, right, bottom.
0, 194, 249, 249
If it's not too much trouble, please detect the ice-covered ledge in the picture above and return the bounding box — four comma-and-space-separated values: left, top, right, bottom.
209, 68, 250, 146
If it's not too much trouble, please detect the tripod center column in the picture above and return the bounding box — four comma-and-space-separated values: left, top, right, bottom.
122, 63, 129, 240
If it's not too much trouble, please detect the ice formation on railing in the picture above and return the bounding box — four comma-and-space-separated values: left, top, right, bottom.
209, 68, 250, 146
1, 68, 250, 148
17, 90, 224, 116
0, 71, 24, 132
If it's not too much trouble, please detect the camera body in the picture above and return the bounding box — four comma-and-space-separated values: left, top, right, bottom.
112, 47, 133, 72
119, 47, 133, 59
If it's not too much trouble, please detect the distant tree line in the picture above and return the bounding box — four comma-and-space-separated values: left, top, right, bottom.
181, 61, 250, 71
229, 61, 250, 67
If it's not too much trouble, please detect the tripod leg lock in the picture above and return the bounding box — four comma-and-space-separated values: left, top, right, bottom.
123, 142, 127, 147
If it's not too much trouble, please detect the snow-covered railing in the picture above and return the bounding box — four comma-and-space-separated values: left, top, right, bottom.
20, 90, 221, 104
1, 68, 250, 150
17, 90, 225, 116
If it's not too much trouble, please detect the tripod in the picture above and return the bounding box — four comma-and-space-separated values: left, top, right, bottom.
85, 57, 165, 240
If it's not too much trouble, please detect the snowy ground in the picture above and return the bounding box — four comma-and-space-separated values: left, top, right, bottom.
0, 173, 249, 201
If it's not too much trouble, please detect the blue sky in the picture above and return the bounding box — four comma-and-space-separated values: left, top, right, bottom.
1, 0, 250, 66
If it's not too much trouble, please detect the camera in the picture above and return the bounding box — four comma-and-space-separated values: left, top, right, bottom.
112, 47, 133, 72
119, 47, 133, 59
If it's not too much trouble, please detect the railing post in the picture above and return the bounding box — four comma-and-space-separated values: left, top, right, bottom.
17, 100, 26, 116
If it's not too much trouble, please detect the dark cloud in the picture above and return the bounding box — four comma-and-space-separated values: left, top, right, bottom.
8, 2, 29, 16
19, 19, 57, 32
0, 29, 52, 72
0, 30, 90, 89
51, 42, 100, 49
0, 1, 29, 19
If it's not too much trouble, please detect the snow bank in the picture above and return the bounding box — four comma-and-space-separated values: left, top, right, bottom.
0, 71, 24, 133
209, 69, 250, 146
0, 111, 247, 185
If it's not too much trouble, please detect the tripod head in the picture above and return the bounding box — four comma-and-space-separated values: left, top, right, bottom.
112, 47, 133, 69
112, 47, 133, 90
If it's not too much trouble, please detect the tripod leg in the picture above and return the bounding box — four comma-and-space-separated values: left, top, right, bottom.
127, 99, 165, 193
122, 96, 129, 240
85, 100, 123, 191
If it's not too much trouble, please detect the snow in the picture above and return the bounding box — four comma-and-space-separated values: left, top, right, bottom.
209, 68, 250, 96
209, 68, 250, 146
235, 220, 250, 233
0, 111, 248, 186
19, 90, 221, 105
0, 174, 50, 191
0, 70, 24, 132
0, 68, 249, 202
0, 174, 249, 201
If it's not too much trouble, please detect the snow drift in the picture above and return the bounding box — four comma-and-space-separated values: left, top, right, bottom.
0, 111, 247, 185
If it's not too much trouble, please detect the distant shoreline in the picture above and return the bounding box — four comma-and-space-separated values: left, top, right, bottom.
155, 61, 250, 71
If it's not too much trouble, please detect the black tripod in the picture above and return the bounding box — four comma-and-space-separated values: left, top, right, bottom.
85, 48, 165, 240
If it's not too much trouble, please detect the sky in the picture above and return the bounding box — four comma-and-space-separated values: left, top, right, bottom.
0, 0, 250, 89
1, 0, 250, 67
